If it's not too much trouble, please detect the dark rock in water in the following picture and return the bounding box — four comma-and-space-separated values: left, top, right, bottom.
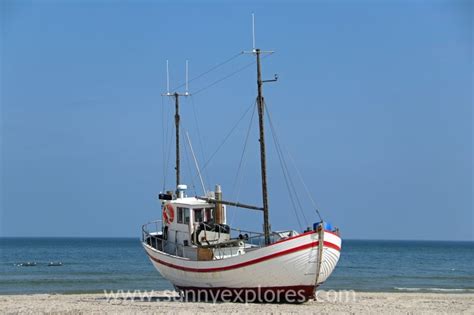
48, 262, 63, 266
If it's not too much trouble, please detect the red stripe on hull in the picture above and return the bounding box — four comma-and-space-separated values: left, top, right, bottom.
270, 230, 316, 246
176, 285, 316, 303
146, 240, 340, 273
324, 240, 341, 251
268, 230, 340, 246
324, 230, 341, 238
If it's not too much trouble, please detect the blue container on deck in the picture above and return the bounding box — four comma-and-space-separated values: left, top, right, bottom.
313, 221, 333, 231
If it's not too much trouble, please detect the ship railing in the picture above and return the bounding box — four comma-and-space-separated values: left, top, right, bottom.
231, 228, 298, 247
197, 224, 268, 247
142, 221, 295, 258
142, 220, 190, 257
230, 228, 267, 247
142, 220, 163, 238
142, 219, 162, 250
196, 225, 291, 247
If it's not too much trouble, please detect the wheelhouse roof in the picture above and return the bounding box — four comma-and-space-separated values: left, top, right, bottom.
168, 197, 213, 208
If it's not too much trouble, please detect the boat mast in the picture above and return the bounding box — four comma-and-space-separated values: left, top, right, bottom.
255, 49, 271, 245
246, 14, 277, 245
174, 92, 180, 191
163, 60, 189, 195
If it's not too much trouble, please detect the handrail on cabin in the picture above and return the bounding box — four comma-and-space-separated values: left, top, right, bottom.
141, 220, 288, 248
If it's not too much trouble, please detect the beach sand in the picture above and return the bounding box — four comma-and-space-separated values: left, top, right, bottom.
1, 291, 473, 314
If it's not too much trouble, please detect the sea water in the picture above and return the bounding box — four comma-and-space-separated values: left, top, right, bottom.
1, 238, 472, 294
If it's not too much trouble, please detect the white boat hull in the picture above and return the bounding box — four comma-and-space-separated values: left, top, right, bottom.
143, 230, 341, 301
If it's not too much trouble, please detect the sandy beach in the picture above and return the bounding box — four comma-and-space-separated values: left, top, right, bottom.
1, 291, 473, 314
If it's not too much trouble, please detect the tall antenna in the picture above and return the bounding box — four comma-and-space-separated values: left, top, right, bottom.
252, 13, 256, 52
185, 60, 189, 95
166, 60, 170, 95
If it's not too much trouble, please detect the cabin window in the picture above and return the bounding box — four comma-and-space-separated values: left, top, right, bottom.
205, 207, 213, 222
177, 207, 190, 224
184, 208, 190, 224
194, 208, 203, 223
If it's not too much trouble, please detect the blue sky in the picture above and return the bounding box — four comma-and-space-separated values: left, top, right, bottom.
1, 0, 472, 240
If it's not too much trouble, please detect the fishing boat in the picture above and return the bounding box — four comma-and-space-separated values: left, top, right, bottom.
141, 19, 341, 303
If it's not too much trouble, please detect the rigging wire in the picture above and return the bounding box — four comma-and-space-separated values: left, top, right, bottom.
286, 150, 323, 221
162, 52, 243, 190
191, 53, 271, 96
191, 53, 272, 95
229, 99, 257, 225
265, 100, 309, 230
266, 102, 309, 226
192, 60, 257, 95
267, 127, 303, 230
190, 96, 211, 190
265, 102, 322, 221
182, 129, 197, 196
197, 101, 255, 175
170, 52, 243, 92
165, 53, 274, 189
161, 53, 273, 191
185, 131, 207, 195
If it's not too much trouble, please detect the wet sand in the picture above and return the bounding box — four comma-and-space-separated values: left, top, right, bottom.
1, 291, 473, 314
